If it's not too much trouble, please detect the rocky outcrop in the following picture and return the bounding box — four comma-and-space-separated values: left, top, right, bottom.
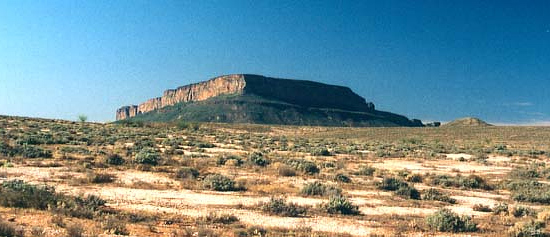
116, 74, 246, 120
116, 74, 377, 120
443, 117, 492, 127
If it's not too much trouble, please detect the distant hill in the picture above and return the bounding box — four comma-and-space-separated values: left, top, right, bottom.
116, 74, 423, 127
443, 117, 493, 127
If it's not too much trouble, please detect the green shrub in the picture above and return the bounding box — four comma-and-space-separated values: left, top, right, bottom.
0, 179, 57, 209
203, 212, 239, 224
105, 154, 124, 165
278, 165, 296, 177
422, 188, 456, 204
249, 152, 269, 167
334, 173, 351, 183
175, 167, 199, 179
0, 141, 15, 157
377, 177, 408, 191
196, 142, 214, 148
217, 155, 243, 166
260, 197, 307, 217
312, 148, 331, 156
286, 159, 319, 174
356, 166, 376, 176
322, 195, 360, 215
0, 221, 16, 237
17, 144, 52, 158
395, 185, 421, 200
203, 174, 242, 191
507, 180, 550, 204
300, 182, 342, 197
508, 220, 547, 237
0, 180, 106, 219
428, 174, 492, 190
425, 209, 477, 232
472, 204, 492, 212
407, 174, 423, 183
512, 206, 536, 218
493, 203, 509, 215
66, 223, 84, 237
86, 172, 115, 183
134, 148, 161, 165
102, 216, 129, 235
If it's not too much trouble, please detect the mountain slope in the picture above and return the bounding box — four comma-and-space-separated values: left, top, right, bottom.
443, 117, 492, 127
116, 74, 423, 127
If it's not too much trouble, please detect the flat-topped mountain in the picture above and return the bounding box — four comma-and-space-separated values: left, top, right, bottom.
116, 74, 423, 127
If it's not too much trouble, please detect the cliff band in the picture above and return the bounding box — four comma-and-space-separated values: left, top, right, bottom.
116, 74, 375, 120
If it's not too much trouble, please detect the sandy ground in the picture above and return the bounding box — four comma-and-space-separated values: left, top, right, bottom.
0, 163, 517, 236
371, 158, 512, 175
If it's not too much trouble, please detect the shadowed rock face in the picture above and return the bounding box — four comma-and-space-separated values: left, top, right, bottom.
116, 74, 376, 120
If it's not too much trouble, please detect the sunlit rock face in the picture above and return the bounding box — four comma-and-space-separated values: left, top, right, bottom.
115, 74, 376, 121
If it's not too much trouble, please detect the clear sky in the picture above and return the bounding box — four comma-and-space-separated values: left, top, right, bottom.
1, 0, 549, 124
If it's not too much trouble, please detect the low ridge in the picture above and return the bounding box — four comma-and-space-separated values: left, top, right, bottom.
443, 117, 493, 127
116, 74, 423, 127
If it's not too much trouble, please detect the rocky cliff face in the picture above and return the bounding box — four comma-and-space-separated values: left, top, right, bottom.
116, 74, 376, 120
116, 74, 246, 120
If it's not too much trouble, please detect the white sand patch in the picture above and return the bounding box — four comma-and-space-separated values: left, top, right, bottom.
371, 158, 512, 175
113, 203, 376, 236
446, 153, 473, 160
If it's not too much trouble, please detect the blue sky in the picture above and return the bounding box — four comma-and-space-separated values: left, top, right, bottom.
0, 0, 549, 124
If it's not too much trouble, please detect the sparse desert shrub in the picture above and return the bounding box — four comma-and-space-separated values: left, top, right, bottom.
217, 155, 243, 166
66, 223, 84, 237
377, 177, 408, 191
493, 203, 509, 215
249, 152, 269, 167
175, 167, 199, 180
245, 226, 267, 236
203, 174, 242, 191
17, 144, 52, 158
260, 197, 307, 217
510, 165, 541, 179
134, 148, 161, 165
30, 226, 45, 237
102, 216, 129, 235
507, 180, 550, 204
395, 185, 421, 200
508, 220, 547, 237
538, 209, 550, 222
512, 206, 537, 218
278, 165, 296, 177
86, 171, 115, 183
0, 179, 57, 209
105, 154, 124, 165
0, 180, 106, 219
472, 204, 492, 212
428, 174, 492, 190
196, 142, 214, 148
334, 173, 351, 183
422, 188, 456, 204
407, 174, 423, 183
322, 195, 360, 215
203, 212, 239, 224
356, 166, 376, 176
425, 209, 477, 232
0, 221, 16, 237
286, 159, 319, 174
312, 148, 331, 156
377, 177, 420, 199
300, 181, 342, 197
0, 141, 15, 157
51, 215, 65, 227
